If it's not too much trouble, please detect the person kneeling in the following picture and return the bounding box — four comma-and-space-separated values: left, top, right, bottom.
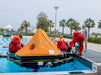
57, 35, 69, 51
9, 35, 24, 53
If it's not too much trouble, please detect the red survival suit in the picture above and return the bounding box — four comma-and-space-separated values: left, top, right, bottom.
69, 32, 85, 56
9, 36, 22, 53
57, 39, 68, 51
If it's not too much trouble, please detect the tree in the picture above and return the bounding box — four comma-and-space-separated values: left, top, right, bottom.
98, 20, 101, 33
21, 20, 30, 33
36, 12, 50, 32
92, 33, 100, 38
11, 29, 14, 32
20, 25, 25, 33
73, 21, 81, 31
17, 28, 22, 33
59, 19, 66, 35
48, 20, 54, 33
84, 18, 95, 37
66, 18, 80, 35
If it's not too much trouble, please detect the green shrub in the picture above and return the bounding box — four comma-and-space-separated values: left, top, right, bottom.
63, 34, 73, 39
47, 34, 73, 38
21, 33, 34, 36
88, 37, 101, 44
4, 32, 101, 44
13, 33, 34, 36
47, 34, 60, 37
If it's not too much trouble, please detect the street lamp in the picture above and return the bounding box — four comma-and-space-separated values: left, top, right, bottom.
54, 6, 59, 34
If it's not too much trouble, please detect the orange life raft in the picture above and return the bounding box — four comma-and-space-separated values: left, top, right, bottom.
7, 29, 74, 68
16, 29, 62, 57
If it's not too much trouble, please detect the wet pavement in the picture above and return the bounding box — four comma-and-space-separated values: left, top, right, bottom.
83, 49, 101, 63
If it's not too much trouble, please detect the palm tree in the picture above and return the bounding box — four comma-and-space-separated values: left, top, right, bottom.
98, 20, 101, 33
17, 28, 22, 33
66, 18, 75, 35
59, 19, 66, 35
84, 18, 95, 37
20, 25, 24, 32
21, 20, 30, 33
66, 18, 80, 35
49, 20, 54, 33
73, 21, 81, 31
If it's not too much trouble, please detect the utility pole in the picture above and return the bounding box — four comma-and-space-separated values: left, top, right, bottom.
54, 6, 59, 34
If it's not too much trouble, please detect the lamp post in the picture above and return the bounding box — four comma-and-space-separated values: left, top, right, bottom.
54, 6, 59, 34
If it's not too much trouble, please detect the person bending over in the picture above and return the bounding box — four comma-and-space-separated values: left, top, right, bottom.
57, 35, 69, 51
69, 31, 85, 56
9, 35, 24, 53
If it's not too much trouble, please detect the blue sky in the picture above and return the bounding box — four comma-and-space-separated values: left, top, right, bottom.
0, 0, 101, 34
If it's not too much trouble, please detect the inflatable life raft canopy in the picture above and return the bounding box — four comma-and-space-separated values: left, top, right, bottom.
15, 29, 62, 59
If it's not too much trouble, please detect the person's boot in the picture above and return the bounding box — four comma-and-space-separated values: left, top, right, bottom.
78, 53, 82, 56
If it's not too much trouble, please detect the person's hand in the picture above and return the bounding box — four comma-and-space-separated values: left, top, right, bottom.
21, 44, 24, 47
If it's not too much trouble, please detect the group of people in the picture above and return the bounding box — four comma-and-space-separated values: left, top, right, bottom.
9, 25, 87, 56
55, 25, 87, 56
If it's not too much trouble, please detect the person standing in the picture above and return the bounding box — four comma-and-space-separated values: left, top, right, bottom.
82, 25, 88, 52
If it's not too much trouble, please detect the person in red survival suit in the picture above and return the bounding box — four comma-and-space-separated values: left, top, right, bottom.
57, 35, 69, 51
9, 35, 24, 53
69, 31, 85, 56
